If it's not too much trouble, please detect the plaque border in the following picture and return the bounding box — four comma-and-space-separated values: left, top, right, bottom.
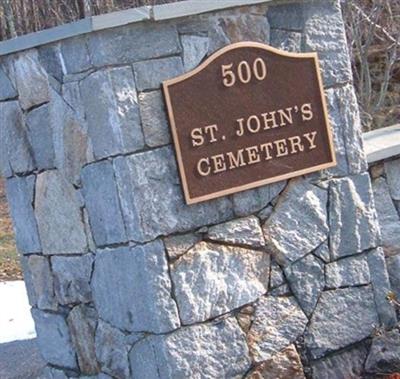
163, 41, 337, 205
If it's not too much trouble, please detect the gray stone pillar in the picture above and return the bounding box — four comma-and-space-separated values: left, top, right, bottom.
0, 1, 397, 378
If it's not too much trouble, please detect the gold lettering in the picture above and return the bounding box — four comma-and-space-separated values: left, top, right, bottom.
204, 124, 218, 143
301, 103, 313, 121
288, 136, 304, 154
227, 149, 246, 169
278, 107, 293, 126
262, 111, 278, 129
197, 158, 211, 176
303, 131, 317, 150
274, 139, 289, 157
211, 154, 227, 173
191, 128, 204, 147
247, 115, 261, 133
235, 118, 245, 137
260, 142, 274, 160
245, 145, 261, 165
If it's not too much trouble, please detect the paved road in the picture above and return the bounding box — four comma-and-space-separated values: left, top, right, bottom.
0, 339, 45, 379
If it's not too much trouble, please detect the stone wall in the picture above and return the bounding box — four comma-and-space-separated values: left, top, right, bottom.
1, 0, 399, 378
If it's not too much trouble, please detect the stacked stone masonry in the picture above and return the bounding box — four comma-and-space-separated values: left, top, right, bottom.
1, 0, 399, 378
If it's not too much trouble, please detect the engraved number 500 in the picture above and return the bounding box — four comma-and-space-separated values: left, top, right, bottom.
222, 58, 267, 87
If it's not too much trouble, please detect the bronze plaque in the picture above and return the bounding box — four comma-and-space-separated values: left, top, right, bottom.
163, 42, 336, 204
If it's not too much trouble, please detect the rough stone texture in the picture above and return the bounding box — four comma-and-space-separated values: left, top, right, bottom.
13, 50, 50, 110
387, 255, 400, 299
247, 296, 308, 362
113, 147, 233, 242
0, 101, 35, 177
95, 320, 130, 379
51, 254, 93, 305
181, 34, 209, 71
325, 254, 370, 289
284, 254, 325, 316
31, 309, 77, 369
311, 342, 369, 379
385, 159, 400, 200
138, 90, 171, 147
88, 23, 181, 67
305, 286, 379, 359
92, 241, 180, 333
35, 171, 87, 255
323, 85, 367, 177
367, 248, 397, 328
133, 56, 184, 91
269, 260, 285, 289
372, 177, 400, 256
207, 216, 265, 248
129, 317, 251, 379
23, 255, 57, 311
60, 36, 92, 74
62, 81, 86, 122
232, 181, 285, 217
67, 305, 99, 375
25, 104, 56, 170
329, 173, 380, 259
171, 241, 270, 324
81, 160, 127, 246
270, 283, 291, 297
365, 329, 400, 373
0, 65, 17, 100
270, 29, 301, 52
246, 345, 305, 379
5, 176, 41, 254
263, 179, 328, 266
267, 3, 306, 30
313, 241, 330, 263
38, 43, 64, 82
208, 14, 270, 52
164, 232, 201, 261
80, 67, 144, 159
39, 366, 69, 379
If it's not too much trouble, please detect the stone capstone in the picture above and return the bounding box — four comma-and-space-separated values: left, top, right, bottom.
13, 50, 50, 110
365, 329, 400, 373
246, 344, 306, 379
80, 67, 144, 159
51, 254, 93, 305
67, 304, 99, 375
263, 179, 328, 266
372, 177, 400, 256
305, 286, 379, 359
325, 254, 370, 289
0, 101, 35, 177
171, 241, 270, 324
247, 296, 308, 362
138, 90, 171, 147
113, 146, 233, 242
35, 171, 87, 255
31, 309, 77, 369
129, 317, 251, 379
5, 176, 41, 254
284, 253, 325, 316
310, 342, 369, 379
207, 216, 265, 248
133, 56, 184, 91
329, 173, 380, 259
92, 241, 180, 333
81, 160, 127, 246
95, 320, 130, 379
87, 23, 181, 67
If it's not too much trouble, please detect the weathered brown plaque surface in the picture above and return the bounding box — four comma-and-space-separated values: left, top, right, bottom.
163, 42, 336, 204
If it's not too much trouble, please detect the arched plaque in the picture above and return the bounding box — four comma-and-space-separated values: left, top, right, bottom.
163, 42, 336, 204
